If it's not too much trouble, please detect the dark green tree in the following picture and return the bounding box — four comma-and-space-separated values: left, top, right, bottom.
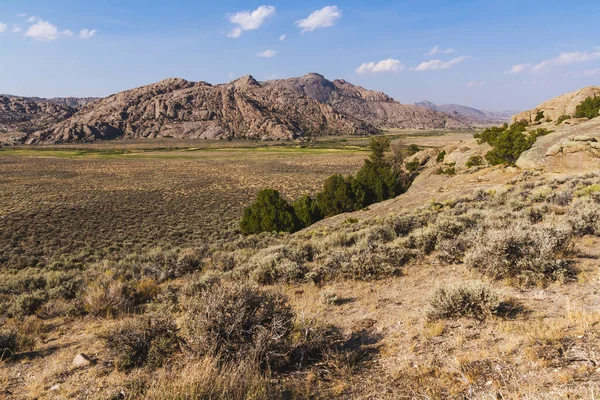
316, 175, 364, 217
292, 195, 323, 228
240, 189, 300, 234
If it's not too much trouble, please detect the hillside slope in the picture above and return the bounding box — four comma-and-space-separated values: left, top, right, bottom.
0, 96, 76, 136
512, 86, 600, 123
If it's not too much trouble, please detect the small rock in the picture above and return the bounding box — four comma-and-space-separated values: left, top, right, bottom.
50, 384, 60, 391
72, 353, 92, 368
570, 135, 597, 142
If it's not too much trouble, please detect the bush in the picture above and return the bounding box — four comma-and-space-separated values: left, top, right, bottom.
555, 115, 571, 125
0, 328, 18, 359
316, 174, 364, 217
84, 273, 133, 317
466, 155, 483, 168
182, 284, 294, 370
405, 160, 420, 172
534, 110, 545, 122
292, 195, 322, 228
406, 144, 421, 156
240, 189, 301, 234
475, 122, 550, 166
436, 150, 446, 163
435, 166, 456, 176
568, 198, 600, 236
428, 282, 499, 321
574, 96, 600, 119
465, 223, 574, 286
102, 314, 180, 370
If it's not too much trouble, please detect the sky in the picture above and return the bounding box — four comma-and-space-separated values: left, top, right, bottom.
1, 0, 600, 111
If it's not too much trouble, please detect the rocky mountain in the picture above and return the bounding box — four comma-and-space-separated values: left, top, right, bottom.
19, 74, 469, 144
511, 86, 600, 123
415, 101, 516, 125
0, 96, 77, 135
275, 74, 468, 130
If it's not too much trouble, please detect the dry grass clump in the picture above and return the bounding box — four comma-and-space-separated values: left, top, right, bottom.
102, 314, 180, 370
139, 358, 287, 400
465, 223, 575, 287
427, 282, 500, 321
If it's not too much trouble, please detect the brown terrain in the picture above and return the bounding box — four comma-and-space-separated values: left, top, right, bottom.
2, 85, 600, 399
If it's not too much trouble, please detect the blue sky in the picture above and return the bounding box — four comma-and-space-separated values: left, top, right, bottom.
1, 0, 600, 111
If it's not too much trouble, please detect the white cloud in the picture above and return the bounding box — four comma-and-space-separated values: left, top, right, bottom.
16, 13, 27, 17
25, 20, 73, 41
80, 29, 97, 39
413, 56, 469, 71
356, 58, 403, 74
507, 50, 600, 75
227, 5, 275, 38
12, 25, 21, 33
257, 49, 277, 58
533, 50, 600, 71
296, 6, 341, 33
27, 16, 37, 23
504, 63, 532, 75
424, 45, 456, 56
466, 81, 486, 88
0, 23, 6, 33
279, 34, 286, 41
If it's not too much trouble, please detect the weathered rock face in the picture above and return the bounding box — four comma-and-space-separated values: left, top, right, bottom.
0, 96, 77, 135
512, 86, 600, 123
23, 73, 470, 144
26, 75, 378, 143
516, 117, 600, 173
280, 73, 469, 129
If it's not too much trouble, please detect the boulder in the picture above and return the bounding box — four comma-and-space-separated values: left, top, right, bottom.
72, 353, 93, 368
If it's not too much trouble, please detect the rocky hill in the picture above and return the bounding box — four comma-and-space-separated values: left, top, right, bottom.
277, 74, 468, 129
512, 86, 600, 123
415, 100, 516, 125
1, 95, 99, 109
0, 96, 77, 136
19, 74, 469, 144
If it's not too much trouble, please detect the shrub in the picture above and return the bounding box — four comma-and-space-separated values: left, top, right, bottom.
0, 328, 18, 359
574, 96, 600, 119
102, 314, 180, 370
436, 150, 446, 163
435, 166, 456, 176
465, 223, 574, 286
8, 291, 47, 317
182, 284, 294, 370
428, 282, 499, 321
405, 160, 421, 172
475, 121, 548, 166
555, 115, 571, 125
534, 110, 545, 122
406, 144, 421, 156
567, 198, 600, 236
84, 273, 133, 317
292, 195, 322, 228
316, 174, 364, 217
240, 189, 300, 234
240, 245, 307, 284
466, 155, 483, 168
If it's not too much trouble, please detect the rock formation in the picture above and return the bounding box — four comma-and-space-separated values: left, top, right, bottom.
0, 96, 77, 136
15, 74, 470, 144
511, 86, 600, 123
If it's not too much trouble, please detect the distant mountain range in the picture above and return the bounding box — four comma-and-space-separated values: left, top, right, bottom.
415, 101, 519, 126
2, 74, 473, 144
